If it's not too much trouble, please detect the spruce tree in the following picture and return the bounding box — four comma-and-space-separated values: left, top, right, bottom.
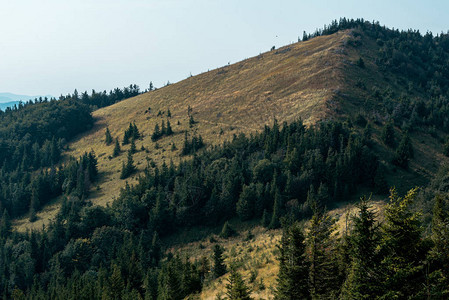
213, 244, 227, 278
275, 224, 309, 299
381, 122, 395, 147
105, 127, 113, 145
341, 196, 381, 299
307, 205, 340, 299
392, 132, 414, 168
113, 138, 121, 157
120, 151, 136, 179
166, 120, 173, 135
427, 194, 449, 297
379, 188, 426, 298
225, 268, 252, 300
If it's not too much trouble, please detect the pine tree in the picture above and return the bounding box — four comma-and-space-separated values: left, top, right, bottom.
379, 188, 426, 298
151, 123, 161, 142
392, 132, 414, 168
0, 209, 11, 238
307, 206, 340, 299
130, 139, 137, 154
340, 196, 381, 299
220, 221, 235, 238
427, 194, 449, 297
107, 264, 125, 300
120, 151, 136, 179
275, 224, 309, 299
105, 127, 113, 145
225, 268, 252, 300
166, 120, 173, 135
269, 189, 282, 229
381, 122, 395, 147
213, 245, 227, 278
113, 138, 121, 157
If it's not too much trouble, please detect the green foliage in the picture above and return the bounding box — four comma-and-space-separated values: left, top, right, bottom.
220, 221, 236, 239
181, 132, 204, 155
123, 122, 140, 145
213, 245, 227, 278
379, 188, 426, 298
356, 57, 365, 68
105, 127, 113, 145
275, 224, 309, 299
381, 122, 395, 147
225, 268, 252, 300
113, 137, 121, 157
392, 132, 414, 168
341, 197, 382, 299
120, 151, 136, 179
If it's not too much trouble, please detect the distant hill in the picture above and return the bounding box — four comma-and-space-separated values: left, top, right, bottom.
0, 92, 52, 103
0, 101, 20, 111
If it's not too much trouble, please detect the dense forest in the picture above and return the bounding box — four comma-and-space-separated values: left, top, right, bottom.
0, 84, 144, 219
0, 19, 449, 299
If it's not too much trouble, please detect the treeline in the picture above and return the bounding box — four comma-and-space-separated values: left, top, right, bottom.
274, 188, 449, 299
0, 118, 386, 299
0, 84, 143, 114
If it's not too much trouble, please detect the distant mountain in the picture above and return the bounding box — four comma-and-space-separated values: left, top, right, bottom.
0, 101, 20, 111
0, 92, 52, 103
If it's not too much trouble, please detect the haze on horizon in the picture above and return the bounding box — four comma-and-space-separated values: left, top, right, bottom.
1, 0, 448, 97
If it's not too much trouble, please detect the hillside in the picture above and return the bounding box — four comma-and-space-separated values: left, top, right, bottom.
14, 26, 447, 232
5, 19, 449, 300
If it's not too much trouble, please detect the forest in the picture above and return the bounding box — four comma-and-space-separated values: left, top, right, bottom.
0, 19, 449, 299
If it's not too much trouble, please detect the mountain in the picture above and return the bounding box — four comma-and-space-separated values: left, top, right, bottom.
0, 92, 51, 103
5, 19, 449, 299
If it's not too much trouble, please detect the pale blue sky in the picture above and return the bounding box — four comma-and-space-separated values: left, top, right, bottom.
0, 0, 448, 96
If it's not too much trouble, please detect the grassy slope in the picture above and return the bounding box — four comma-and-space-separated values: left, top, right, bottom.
14, 28, 448, 233
11, 27, 448, 298
13, 31, 352, 232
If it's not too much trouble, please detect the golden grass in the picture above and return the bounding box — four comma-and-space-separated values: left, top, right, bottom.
169, 197, 385, 300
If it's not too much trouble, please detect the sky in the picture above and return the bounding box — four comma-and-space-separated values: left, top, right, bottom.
0, 0, 448, 97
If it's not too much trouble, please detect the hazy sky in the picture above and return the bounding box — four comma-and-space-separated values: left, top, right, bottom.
1, 0, 448, 97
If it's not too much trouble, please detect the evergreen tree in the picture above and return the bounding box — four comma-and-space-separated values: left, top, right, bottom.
151, 123, 162, 142
130, 139, 137, 154
307, 206, 340, 299
220, 221, 235, 238
427, 194, 449, 297
0, 209, 11, 238
275, 224, 309, 300
213, 245, 227, 278
105, 127, 113, 145
120, 151, 136, 179
392, 132, 414, 168
269, 189, 282, 229
381, 122, 395, 147
340, 196, 382, 299
379, 188, 426, 298
113, 138, 121, 157
225, 268, 252, 300
166, 120, 173, 135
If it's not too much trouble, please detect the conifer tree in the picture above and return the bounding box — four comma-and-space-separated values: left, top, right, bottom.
151, 123, 161, 142
225, 268, 252, 300
341, 196, 381, 299
120, 151, 136, 179
213, 244, 227, 278
130, 139, 136, 154
381, 122, 395, 147
269, 189, 282, 229
113, 138, 121, 157
392, 132, 414, 168
166, 120, 173, 135
307, 205, 340, 299
427, 194, 449, 297
275, 224, 309, 299
379, 188, 426, 298
105, 127, 113, 145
